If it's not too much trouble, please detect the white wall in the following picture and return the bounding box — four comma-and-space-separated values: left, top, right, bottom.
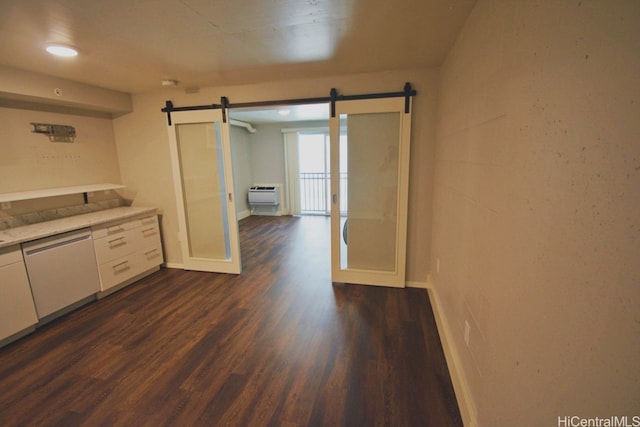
114, 69, 438, 282
0, 65, 132, 115
230, 125, 252, 219
0, 106, 121, 193
431, 1, 640, 425
246, 120, 328, 215
248, 121, 287, 188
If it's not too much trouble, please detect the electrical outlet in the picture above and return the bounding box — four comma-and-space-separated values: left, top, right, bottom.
1, 201, 11, 210
464, 320, 470, 346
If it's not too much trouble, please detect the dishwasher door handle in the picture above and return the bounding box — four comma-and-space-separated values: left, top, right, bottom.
23, 233, 91, 256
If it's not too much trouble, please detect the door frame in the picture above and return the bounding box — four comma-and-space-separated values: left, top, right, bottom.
329, 97, 412, 287
166, 108, 242, 274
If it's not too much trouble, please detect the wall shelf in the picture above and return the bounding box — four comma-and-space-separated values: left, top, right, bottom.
0, 183, 125, 204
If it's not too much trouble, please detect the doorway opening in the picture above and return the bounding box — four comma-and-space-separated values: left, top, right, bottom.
165, 85, 414, 284
228, 103, 331, 218
297, 131, 348, 216
298, 132, 329, 215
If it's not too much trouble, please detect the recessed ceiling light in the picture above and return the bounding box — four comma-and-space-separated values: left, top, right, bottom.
46, 44, 78, 57
278, 109, 291, 116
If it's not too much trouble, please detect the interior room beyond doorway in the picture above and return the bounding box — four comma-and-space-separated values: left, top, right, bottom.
228, 103, 331, 218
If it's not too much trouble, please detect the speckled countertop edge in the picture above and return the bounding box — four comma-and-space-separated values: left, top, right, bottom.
0, 207, 158, 249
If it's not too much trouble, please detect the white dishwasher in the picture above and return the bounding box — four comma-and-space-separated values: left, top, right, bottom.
22, 228, 100, 319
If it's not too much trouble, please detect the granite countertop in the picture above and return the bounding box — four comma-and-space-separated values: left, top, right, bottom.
0, 207, 158, 249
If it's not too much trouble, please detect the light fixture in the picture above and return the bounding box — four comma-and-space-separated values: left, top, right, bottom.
278, 109, 291, 116
46, 44, 78, 57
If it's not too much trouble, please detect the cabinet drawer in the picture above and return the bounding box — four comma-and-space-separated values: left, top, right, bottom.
92, 216, 150, 239
0, 245, 23, 267
97, 244, 163, 291
93, 216, 160, 263
93, 214, 163, 291
139, 215, 158, 228
97, 254, 139, 291
132, 221, 161, 251
93, 230, 137, 263
0, 261, 38, 339
139, 245, 164, 269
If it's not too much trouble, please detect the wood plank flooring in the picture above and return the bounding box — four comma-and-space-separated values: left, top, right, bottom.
0, 215, 462, 426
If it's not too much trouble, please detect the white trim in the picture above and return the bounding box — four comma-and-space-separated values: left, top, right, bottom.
426, 276, 479, 427
166, 110, 242, 274
283, 132, 300, 215
406, 280, 428, 289
329, 97, 411, 288
237, 210, 251, 221
163, 262, 184, 269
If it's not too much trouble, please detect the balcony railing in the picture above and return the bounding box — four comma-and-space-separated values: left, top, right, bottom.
299, 172, 347, 214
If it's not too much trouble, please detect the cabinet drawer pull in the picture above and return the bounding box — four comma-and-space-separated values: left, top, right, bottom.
144, 248, 158, 256
141, 227, 157, 235
107, 225, 125, 234
112, 260, 130, 272
108, 236, 127, 247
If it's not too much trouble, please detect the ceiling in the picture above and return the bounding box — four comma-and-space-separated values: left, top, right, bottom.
0, 0, 476, 95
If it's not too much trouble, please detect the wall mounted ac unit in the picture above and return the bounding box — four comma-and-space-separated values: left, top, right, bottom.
248, 186, 280, 206
248, 185, 282, 216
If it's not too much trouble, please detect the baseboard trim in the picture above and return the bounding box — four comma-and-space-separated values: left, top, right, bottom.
426, 277, 479, 427
237, 210, 251, 220
406, 280, 428, 289
163, 262, 184, 269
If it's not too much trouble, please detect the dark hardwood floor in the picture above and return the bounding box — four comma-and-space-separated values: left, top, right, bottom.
0, 215, 462, 426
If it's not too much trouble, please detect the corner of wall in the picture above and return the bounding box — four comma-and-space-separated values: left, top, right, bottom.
427, 275, 479, 427
237, 210, 251, 221
406, 281, 428, 289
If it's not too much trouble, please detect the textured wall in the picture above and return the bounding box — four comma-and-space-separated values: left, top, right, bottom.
0, 106, 121, 193
432, 1, 640, 425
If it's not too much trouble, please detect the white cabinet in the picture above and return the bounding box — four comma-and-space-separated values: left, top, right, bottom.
92, 214, 163, 292
0, 246, 38, 342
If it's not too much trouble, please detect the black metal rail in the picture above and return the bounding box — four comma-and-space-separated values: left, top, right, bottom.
161, 83, 417, 126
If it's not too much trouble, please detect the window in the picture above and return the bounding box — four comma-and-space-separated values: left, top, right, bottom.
297, 131, 347, 215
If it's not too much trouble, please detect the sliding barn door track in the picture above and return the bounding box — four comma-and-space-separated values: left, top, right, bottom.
161, 83, 416, 126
